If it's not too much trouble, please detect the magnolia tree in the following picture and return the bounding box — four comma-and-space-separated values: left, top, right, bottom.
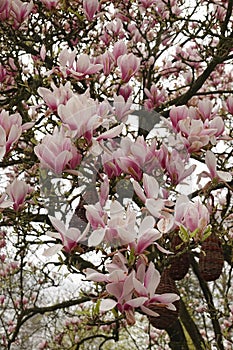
0, 0, 233, 349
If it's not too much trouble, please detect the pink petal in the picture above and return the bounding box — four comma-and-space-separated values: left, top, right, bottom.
205, 151, 217, 178
143, 174, 159, 198
126, 297, 148, 308
96, 124, 124, 141
140, 305, 160, 317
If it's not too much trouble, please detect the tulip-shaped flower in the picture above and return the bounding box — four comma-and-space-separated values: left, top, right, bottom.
112, 94, 132, 123
203, 150, 232, 182
44, 216, 90, 256
87, 200, 137, 247
131, 262, 180, 316
0, 110, 22, 158
57, 93, 102, 140
174, 195, 210, 237
6, 179, 32, 211
117, 53, 141, 82
34, 127, 81, 174
11, 0, 34, 27
129, 216, 162, 254
38, 82, 73, 112
165, 150, 196, 185
133, 174, 164, 218
83, 0, 99, 21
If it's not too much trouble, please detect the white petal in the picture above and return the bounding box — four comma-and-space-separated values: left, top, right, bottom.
46, 231, 61, 239
88, 228, 105, 246
145, 198, 164, 217
217, 170, 232, 182
157, 216, 174, 233
100, 299, 117, 312
43, 244, 63, 257
49, 216, 66, 234
139, 216, 155, 235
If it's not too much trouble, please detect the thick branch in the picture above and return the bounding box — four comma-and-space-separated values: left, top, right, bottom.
190, 254, 224, 350
179, 298, 206, 350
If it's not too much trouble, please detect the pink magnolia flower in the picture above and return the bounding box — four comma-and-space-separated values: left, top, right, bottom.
119, 84, 132, 101
100, 51, 115, 76
198, 99, 214, 120
203, 150, 232, 182
178, 118, 220, 152
38, 82, 73, 111
226, 96, 233, 114
34, 127, 81, 174
140, 0, 156, 9
116, 156, 143, 181
144, 85, 167, 110
112, 40, 127, 62
106, 18, 124, 37
58, 48, 102, 79
97, 262, 179, 322
131, 262, 180, 316
83, 0, 98, 21
57, 93, 101, 140
101, 271, 137, 325
87, 200, 137, 247
169, 105, 189, 132
165, 150, 196, 185
11, 0, 33, 27
133, 174, 164, 218
40, 0, 59, 10
6, 179, 32, 211
174, 195, 210, 234
209, 116, 224, 137
85, 252, 128, 284
69, 54, 103, 79
129, 216, 162, 254
117, 53, 141, 82
44, 216, 90, 256
0, 110, 22, 158
85, 202, 107, 231
112, 94, 132, 122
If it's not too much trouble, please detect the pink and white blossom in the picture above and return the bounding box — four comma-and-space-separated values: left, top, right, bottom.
203, 150, 232, 182
117, 53, 141, 82
174, 195, 210, 235
44, 216, 90, 256
38, 82, 73, 111
34, 127, 81, 174
83, 0, 99, 21
0, 110, 22, 158
6, 179, 32, 211
57, 93, 101, 140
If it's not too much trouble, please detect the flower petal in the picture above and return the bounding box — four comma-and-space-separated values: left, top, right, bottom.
100, 299, 117, 312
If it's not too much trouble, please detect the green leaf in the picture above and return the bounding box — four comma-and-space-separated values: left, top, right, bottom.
201, 226, 212, 242
178, 226, 189, 243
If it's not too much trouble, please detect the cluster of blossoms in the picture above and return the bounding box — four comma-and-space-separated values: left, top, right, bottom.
0, 0, 33, 28
169, 101, 225, 153
0, 0, 233, 347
